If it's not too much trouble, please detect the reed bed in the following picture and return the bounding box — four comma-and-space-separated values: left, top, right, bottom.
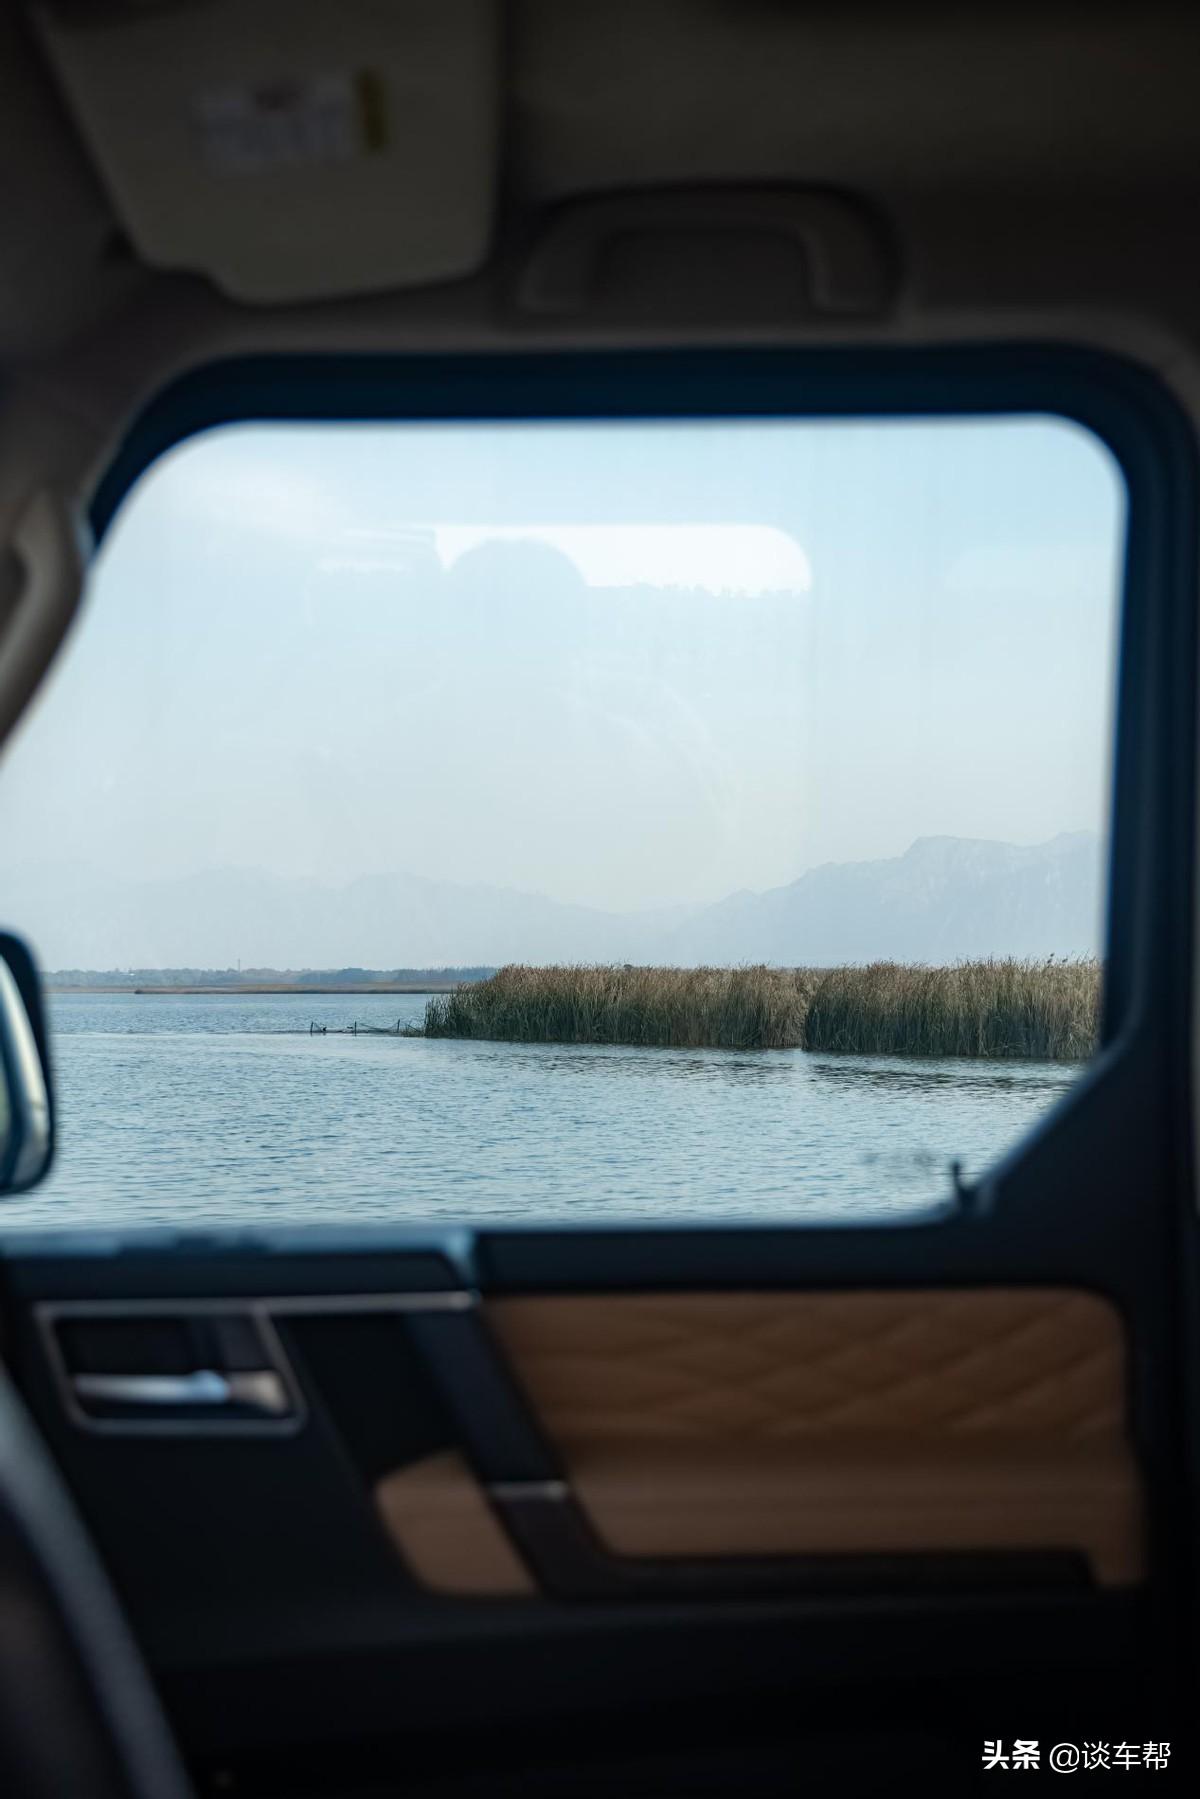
421, 958, 1100, 1061
800, 958, 1099, 1060
423, 963, 812, 1050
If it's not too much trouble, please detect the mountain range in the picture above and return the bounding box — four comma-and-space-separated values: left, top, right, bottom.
4, 832, 1103, 971
664, 831, 1103, 965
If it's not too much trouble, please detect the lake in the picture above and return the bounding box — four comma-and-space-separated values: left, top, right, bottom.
0, 991, 1081, 1232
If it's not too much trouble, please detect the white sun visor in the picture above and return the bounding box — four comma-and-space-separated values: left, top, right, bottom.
33, 0, 500, 304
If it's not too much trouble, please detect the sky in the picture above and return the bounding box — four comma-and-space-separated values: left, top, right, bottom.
0, 413, 1123, 962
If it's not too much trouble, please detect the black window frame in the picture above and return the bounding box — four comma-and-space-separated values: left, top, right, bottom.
88, 346, 1197, 1204
76, 350, 1191, 1250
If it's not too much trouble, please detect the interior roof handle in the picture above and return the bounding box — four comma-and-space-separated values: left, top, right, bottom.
512, 185, 899, 322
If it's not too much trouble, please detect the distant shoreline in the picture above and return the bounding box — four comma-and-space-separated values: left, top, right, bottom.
50, 983, 464, 996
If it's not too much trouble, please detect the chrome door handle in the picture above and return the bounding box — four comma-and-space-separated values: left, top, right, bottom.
72, 1369, 292, 1416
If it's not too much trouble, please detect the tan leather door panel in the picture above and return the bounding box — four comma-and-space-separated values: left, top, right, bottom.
376, 1288, 1143, 1594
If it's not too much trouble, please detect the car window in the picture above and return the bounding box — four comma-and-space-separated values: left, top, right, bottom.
0, 415, 1123, 1228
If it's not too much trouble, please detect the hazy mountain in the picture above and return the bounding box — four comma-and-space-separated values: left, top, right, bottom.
663, 832, 1103, 964
4, 832, 1102, 972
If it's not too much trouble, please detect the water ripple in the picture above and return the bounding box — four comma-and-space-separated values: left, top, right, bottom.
0, 990, 1082, 1231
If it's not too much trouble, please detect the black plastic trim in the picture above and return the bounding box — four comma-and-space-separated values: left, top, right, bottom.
407, 1307, 565, 1489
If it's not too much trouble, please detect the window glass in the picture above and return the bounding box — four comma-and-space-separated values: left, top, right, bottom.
0, 415, 1123, 1227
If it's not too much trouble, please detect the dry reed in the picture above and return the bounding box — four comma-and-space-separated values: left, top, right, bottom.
421, 958, 1099, 1060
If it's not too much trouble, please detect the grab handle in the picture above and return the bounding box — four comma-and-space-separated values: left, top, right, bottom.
72, 1370, 291, 1416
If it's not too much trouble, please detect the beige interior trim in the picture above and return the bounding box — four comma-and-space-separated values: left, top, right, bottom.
0, 488, 86, 751
488, 1289, 1144, 1589
375, 1450, 535, 1598
565, 1441, 1141, 1588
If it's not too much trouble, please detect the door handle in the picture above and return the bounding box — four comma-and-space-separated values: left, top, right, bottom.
72, 1369, 292, 1416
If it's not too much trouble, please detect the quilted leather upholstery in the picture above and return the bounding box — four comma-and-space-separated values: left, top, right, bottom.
485, 1295, 1129, 1446
488, 1289, 1128, 1446
485, 1289, 1143, 1585
376, 1290, 1143, 1593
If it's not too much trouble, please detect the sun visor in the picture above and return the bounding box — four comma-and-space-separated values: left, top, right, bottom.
32, 0, 500, 304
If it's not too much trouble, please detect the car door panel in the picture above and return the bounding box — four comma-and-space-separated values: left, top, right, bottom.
479, 1289, 1141, 1585
0, 1227, 1169, 1783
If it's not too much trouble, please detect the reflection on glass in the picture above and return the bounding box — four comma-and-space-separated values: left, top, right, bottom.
0, 416, 1122, 1226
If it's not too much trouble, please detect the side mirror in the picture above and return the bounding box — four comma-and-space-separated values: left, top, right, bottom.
0, 933, 53, 1193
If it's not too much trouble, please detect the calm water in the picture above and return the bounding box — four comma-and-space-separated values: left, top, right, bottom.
0, 991, 1080, 1231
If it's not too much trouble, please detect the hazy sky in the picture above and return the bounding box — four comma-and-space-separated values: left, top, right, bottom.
0, 413, 1122, 949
